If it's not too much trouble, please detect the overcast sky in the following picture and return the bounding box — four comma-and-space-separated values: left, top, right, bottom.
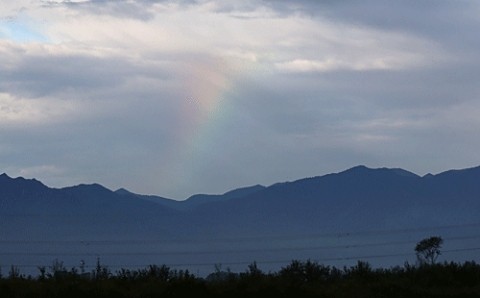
1, 0, 480, 199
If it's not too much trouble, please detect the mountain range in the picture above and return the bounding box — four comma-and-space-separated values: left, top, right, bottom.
1, 165, 480, 275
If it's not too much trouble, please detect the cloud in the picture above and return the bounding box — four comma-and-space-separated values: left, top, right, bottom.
1, 0, 480, 198
275, 58, 394, 73
40, 0, 202, 21
265, 0, 480, 54
16, 164, 65, 178
0, 92, 79, 127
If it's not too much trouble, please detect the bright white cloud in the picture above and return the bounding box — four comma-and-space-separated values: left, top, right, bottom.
7, 0, 443, 73
0, 92, 78, 126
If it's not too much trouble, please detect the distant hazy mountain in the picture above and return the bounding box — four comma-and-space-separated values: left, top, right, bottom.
115, 184, 266, 211
178, 165, 480, 238
0, 174, 180, 241
1, 166, 480, 275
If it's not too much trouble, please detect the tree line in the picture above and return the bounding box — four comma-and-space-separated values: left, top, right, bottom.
1, 236, 479, 297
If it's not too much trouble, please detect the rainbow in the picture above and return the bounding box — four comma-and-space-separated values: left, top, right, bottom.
158, 56, 244, 198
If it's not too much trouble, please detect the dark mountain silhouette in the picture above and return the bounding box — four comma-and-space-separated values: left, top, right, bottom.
183, 165, 442, 236
0, 174, 180, 242
114, 188, 180, 210
183, 184, 266, 209
1, 165, 480, 275
115, 184, 266, 211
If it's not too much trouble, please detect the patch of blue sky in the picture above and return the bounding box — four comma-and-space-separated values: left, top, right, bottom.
0, 20, 49, 43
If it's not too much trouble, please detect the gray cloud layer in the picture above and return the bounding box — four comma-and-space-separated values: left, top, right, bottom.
1, 0, 480, 199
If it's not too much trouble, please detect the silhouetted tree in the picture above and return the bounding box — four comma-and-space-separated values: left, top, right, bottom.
93, 257, 110, 280
246, 261, 262, 277
279, 259, 330, 284
8, 265, 21, 279
48, 259, 67, 279
346, 260, 373, 279
37, 266, 46, 280
415, 236, 443, 265
146, 264, 170, 281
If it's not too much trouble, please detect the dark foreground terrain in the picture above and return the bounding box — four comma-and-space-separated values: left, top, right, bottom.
1, 260, 480, 298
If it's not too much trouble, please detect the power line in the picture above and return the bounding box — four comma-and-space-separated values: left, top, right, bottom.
4, 247, 480, 270
2, 222, 479, 245
1, 235, 479, 257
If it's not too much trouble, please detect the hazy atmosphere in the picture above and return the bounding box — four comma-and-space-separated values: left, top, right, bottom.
1, 0, 480, 199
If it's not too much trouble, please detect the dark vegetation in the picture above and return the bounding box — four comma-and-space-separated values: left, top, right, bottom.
1, 258, 480, 297
415, 236, 444, 265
